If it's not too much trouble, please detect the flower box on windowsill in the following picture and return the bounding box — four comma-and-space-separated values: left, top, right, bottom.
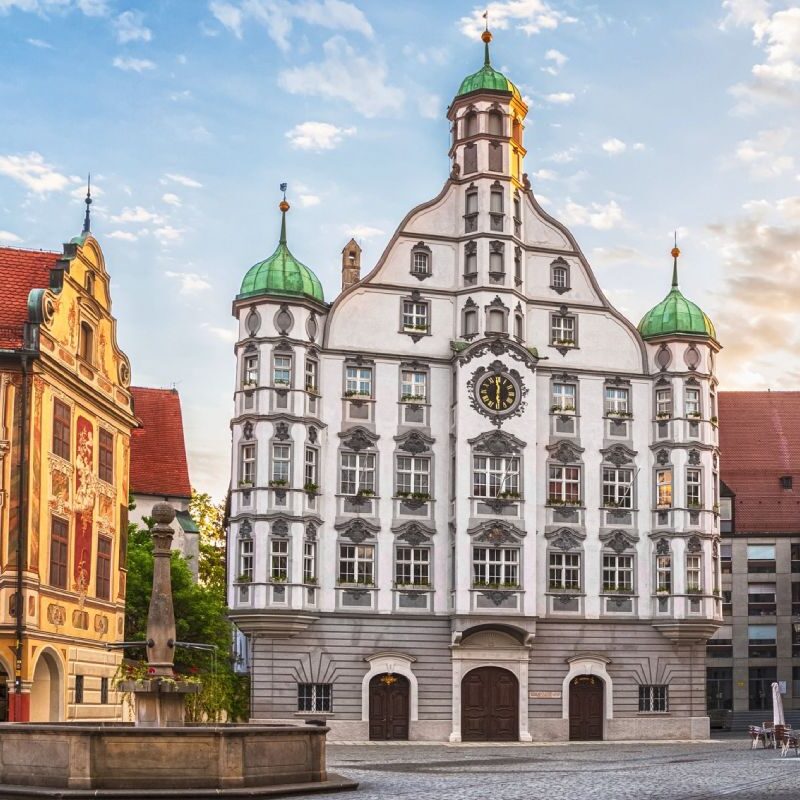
303, 482, 319, 495
400, 394, 427, 404
234, 575, 252, 584
273, 380, 290, 388
602, 501, 631, 510
242, 381, 258, 390
270, 575, 288, 584
472, 581, 520, 590
548, 583, 581, 593
686, 502, 703, 510
607, 410, 633, 419
655, 589, 671, 595
656, 412, 671, 420
602, 586, 635, 595
403, 324, 430, 333
396, 491, 431, 501
305, 385, 320, 396
551, 339, 576, 347
686, 412, 702, 419
550, 404, 576, 415
394, 582, 431, 591
268, 480, 288, 488
656, 504, 672, 511
686, 586, 703, 595
238, 481, 253, 489
337, 580, 376, 589
547, 498, 582, 507
304, 577, 318, 586
356, 489, 375, 498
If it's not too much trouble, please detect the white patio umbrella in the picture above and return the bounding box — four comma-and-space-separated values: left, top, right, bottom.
772, 682, 785, 727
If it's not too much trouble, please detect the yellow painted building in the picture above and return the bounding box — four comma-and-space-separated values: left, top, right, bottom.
0, 215, 135, 721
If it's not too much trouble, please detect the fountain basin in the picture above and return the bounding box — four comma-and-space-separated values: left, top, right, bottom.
0, 722, 357, 798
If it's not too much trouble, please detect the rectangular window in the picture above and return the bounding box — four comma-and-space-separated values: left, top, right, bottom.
402, 300, 429, 332
50, 516, 69, 589
490, 189, 503, 213
395, 547, 430, 586
548, 464, 580, 504
238, 537, 253, 581
98, 429, 114, 484
75, 675, 84, 705
707, 626, 733, 658
412, 251, 430, 275
271, 443, 291, 484
656, 469, 672, 508
749, 667, 776, 711
656, 554, 672, 593
303, 540, 316, 584
338, 544, 374, 585
602, 467, 633, 508
472, 547, 519, 587
655, 388, 672, 417
605, 386, 630, 414
685, 387, 701, 417
465, 190, 478, 215
340, 452, 376, 495
686, 554, 702, 593
720, 497, 733, 521
53, 399, 71, 460
401, 370, 427, 402
96, 535, 112, 600
747, 544, 776, 573
100, 676, 109, 705
473, 455, 519, 498
464, 191, 478, 232
707, 667, 733, 711
552, 266, 567, 288
603, 553, 634, 592
551, 315, 575, 346
548, 551, 581, 591
686, 469, 701, 508
638, 685, 668, 712
551, 382, 576, 413
464, 248, 477, 276
748, 583, 776, 616
748, 624, 777, 659
489, 250, 504, 275
304, 447, 318, 489
243, 353, 259, 385
298, 683, 331, 713
720, 543, 732, 574
396, 456, 430, 496
273, 355, 292, 386
240, 443, 256, 485
305, 359, 318, 393
345, 366, 372, 398
270, 539, 288, 581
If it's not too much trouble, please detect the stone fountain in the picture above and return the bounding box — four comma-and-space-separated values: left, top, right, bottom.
0, 503, 357, 798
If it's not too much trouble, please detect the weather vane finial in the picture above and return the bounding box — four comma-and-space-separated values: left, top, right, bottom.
671, 230, 680, 288
481, 10, 492, 63
82, 173, 92, 234
278, 182, 290, 244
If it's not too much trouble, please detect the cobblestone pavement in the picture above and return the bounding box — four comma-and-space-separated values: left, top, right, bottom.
316, 736, 800, 800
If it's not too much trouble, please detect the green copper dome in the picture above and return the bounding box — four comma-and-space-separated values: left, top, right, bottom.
456, 34, 521, 100
638, 251, 716, 340
238, 202, 324, 303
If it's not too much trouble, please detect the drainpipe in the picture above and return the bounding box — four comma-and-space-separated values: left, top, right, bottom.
14, 354, 29, 719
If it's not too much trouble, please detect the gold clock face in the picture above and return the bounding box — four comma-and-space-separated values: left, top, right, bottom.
478, 374, 518, 413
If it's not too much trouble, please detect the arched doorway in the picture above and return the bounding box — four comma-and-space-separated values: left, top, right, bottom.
569, 675, 603, 740
461, 666, 518, 741
30, 650, 62, 722
368, 673, 409, 740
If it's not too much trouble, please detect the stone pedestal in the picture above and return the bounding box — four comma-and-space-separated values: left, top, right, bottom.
118, 680, 201, 727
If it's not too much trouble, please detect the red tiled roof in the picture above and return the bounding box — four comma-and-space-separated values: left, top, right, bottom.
0, 246, 59, 349
719, 391, 800, 533
129, 387, 192, 499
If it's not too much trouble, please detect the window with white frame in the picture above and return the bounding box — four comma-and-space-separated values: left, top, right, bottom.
656, 469, 672, 508
473, 547, 519, 587
243, 353, 259, 386
686, 469, 701, 508
548, 551, 581, 590
338, 544, 374, 584
603, 553, 634, 592
345, 366, 372, 397
395, 547, 430, 586
639, 685, 668, 712
303, 540, 316, 583
401, 370, 427, 402
552, 265, 568, 289
605, 386, 630, 414
240, 444, 256, 485
271, 444, 291, 484
548, 464, 580, 504
340, 452, 376, 495
551, 314, 575, 345
396, 456, 430, 495
305, 359, 318, 393
656, 552, 672, 593
238, 537, 253, 581
298, 683, 331, 712
552, 382, 577, 413
473, 455, 519, 498
411, 250, 430, 275
602, 467, 633, 508
686, 553, 702, 592
656, 387, 672, 417
270, 539, 288, 581
304, 447, 318, 489
685, 387, 701, 417
402, 299, 429, 332
273, 355, 292, 386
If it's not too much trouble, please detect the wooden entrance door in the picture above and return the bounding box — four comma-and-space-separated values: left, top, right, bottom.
369, 673, 410, 740
461, 666, 519, 741
569, 675, 604, 740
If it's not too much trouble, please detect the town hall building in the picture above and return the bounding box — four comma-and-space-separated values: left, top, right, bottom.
227, 31, 723, 741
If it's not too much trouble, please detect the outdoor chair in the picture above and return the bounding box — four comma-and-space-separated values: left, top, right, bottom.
749, 726, 764, 749
773, 724, 787, 751
781, 730, 799, 758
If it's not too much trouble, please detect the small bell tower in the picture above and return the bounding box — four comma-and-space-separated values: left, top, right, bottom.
341, 238, 362, 290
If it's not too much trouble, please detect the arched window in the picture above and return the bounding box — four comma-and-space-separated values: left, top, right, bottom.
85, 271, 95, 296
551, 258, 570, 293
514, 313, 524, 340
463, 308, 478, 337
79, 322, 94, 364
464, 111, 478, 137
410, 243, 432, 279
488, 110, 503, 136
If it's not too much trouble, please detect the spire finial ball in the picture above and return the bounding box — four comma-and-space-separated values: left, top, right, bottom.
671, 246, 680, 259
481, 29, 492, 43
151, 502, 176, 525
279, 199, 290, 212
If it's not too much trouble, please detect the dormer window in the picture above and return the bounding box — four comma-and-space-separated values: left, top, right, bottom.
551, 258, 570, 293
410, 243, 432, 279
79, 321, 94, 364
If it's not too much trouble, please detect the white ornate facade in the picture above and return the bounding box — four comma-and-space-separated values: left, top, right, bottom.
227, 35, 721, 742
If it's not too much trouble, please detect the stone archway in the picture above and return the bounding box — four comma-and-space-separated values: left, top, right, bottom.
30, 649, 63, 722
461, 665, 518, 741
562, 654, 613, 741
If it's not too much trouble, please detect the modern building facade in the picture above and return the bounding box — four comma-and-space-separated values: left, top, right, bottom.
0, 204, 135, 721
706, 391, 800, 729
227, 33, 723, 741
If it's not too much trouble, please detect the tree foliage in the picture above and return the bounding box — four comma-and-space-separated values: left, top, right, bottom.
189, 489, 227, 592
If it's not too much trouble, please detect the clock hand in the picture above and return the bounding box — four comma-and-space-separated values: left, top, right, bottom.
495, 377, 501, 407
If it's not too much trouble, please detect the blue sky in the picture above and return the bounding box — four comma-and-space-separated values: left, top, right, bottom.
1, 0, 799, 500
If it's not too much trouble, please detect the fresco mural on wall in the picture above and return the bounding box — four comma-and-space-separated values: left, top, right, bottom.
74, 415, 94, 597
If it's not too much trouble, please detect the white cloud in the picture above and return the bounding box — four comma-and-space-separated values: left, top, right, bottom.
560, 199, 624, 230
0, 0, 108, 16
111, 206, 163, 224
209, 1, 242, 37
75, 0, 107, 15
162, 192, 181, 206
544, 92, 575, 105
285, 121, 356, 151
279, 36, 404, 117
417, 93, 441, 119
591, 245, 642, 265
112, 56, 155, 73
154, 225, 184, 244
735, 128, 794, 178
633, 142, 646, 151
720, 0, 769, 29
26, 37, 52, 48
343, 224, 384, 239
169, 89, 192, 102
0, 151, 71, 193
113, 10, 151, 43
532, 169, 557, 181
165, 270, 210, 293
70, 182, 103, 199
298, 194, 320, 207
546, 147, 578, 164
602, 137, 627, 155
164, 172, 203, 188
458, 1, 576, 38
107, 230, 138, 242
541, 47, 567, 75
0, 230, 22, 243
